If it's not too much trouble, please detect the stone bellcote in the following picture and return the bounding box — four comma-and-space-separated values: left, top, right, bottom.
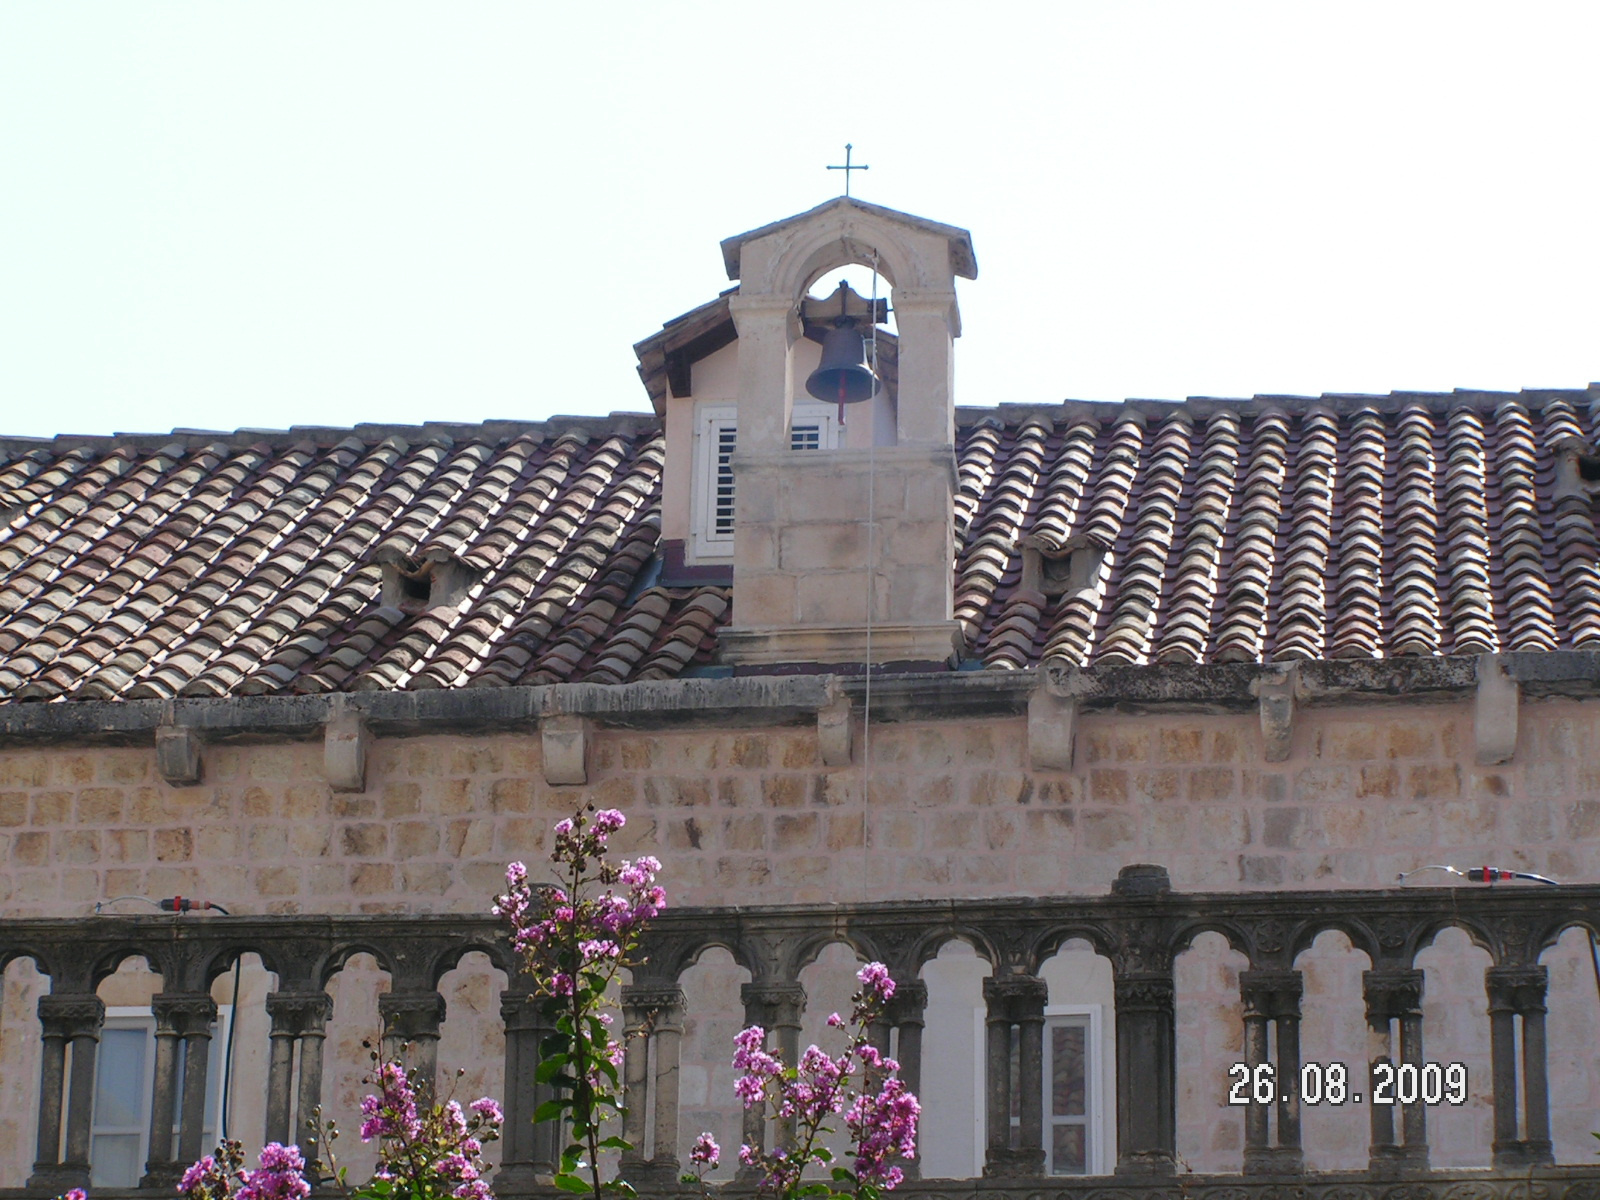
714, 197, 977, 668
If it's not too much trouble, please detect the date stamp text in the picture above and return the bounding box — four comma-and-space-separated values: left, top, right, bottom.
1227, 1061, 1468, 1106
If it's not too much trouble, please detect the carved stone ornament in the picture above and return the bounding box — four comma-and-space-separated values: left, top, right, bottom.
1363, 969, 1423, 1019
379, 990, 448, 1040
36, 993, 105, 1039
1113, 974, 1176, 1013
265, 990, 333, 1034
152, 992, 219, 1037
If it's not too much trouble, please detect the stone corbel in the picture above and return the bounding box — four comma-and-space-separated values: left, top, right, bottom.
324, 699, 370, 793
155, 723, 202, 786
542, 715, 589, 787
1252, 664, 1299, 763
1475, 653, 1519, 765
817, 693, 852, 767
1030, 658, 1090, 771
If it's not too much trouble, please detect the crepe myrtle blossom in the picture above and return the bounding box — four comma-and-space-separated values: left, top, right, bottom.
307, 1050, 502, 1200
497, 805, 671, 1199
176, 1140, 308, 1200
732, 961, 919, 1199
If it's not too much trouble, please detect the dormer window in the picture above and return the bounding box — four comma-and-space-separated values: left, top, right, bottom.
689, 400, 841, 558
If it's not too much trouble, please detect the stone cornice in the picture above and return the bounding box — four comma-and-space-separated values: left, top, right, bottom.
1, 652, 1598, 748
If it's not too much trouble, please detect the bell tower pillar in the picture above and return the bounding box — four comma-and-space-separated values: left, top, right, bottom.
715, 198, 977, 668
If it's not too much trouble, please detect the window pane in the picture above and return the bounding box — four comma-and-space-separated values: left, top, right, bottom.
94, 1027, 148, 1127
1052, 1024, 1085, 1116
1051, 1124, 1086, 1175
89, 1133, 143, 1189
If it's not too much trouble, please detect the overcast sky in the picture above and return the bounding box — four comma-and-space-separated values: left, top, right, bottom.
2, 2, 1597, 440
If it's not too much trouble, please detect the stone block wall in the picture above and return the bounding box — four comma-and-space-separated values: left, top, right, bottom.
4, 694, 1600, 1181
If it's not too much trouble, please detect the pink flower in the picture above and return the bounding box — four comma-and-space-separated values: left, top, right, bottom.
238, 1143, 310, 1200
179, 1158, 215, 1194
592, 808, 626, 833
689, 1131, 721, 1167
857, 961, 895, 1000
469, 1096, 503, 1124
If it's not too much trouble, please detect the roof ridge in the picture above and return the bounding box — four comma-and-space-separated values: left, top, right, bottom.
0, 413, 664, 458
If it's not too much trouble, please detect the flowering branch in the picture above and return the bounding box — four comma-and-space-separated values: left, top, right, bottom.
495, 804, 665, 1198
720, 962, 919, 1200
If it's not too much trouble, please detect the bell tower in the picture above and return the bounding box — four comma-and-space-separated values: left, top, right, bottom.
715, 197, 977, 668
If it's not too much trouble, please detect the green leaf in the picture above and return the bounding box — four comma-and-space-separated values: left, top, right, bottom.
536, 1054, 570, 1083
815, 1147, 833, 1164
597, 1136, 630, 1151
534, 1099, 570, 1123
830, 1167, 856, 1183
553, 1174, 594, 1194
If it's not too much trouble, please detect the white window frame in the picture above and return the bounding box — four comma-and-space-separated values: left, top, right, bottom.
688, 400, 842, 559
973, 1002, 1106, 1178
90, 1005, 232, 1188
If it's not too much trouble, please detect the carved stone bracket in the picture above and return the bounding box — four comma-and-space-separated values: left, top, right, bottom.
542, 714, 589, 786
325, 701, 370, 792
818, 694, 852, 766
1252, 663, 1299, 763
155, 724, 202, 785
1476, 653, 1520, 765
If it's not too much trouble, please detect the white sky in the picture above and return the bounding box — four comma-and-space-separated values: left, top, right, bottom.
1, 2, 1597, 440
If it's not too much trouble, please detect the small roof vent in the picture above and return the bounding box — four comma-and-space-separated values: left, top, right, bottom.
373, 548, 481, 614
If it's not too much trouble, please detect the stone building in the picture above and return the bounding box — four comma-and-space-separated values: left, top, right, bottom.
4, 198, 1600, 1197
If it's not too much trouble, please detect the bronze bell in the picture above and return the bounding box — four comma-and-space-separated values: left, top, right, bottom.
805, 318, 881, 404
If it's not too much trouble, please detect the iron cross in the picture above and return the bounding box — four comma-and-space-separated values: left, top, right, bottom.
827, 144, 869, 197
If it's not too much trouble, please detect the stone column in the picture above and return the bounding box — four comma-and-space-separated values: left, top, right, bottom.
1113, 973, 1177, 1177
62, 997, 106, 1176
143, 1001, 184, 1185
28, 994, 102, 1192
981, 975, 1047, 1177
1364, 969, 1427, 1175
172, 995, 219, 1166
616, 983, 686, 1184
618, 992, 652, 1171
293, 993, 334, 1172
497, 983, 558, 1190
263, 991, 331, 1148
649, 990, 686, 1175
1486, 965, 1554, 1167
140, 993, 214, 1186
884, 980, 927, 1179
739, 982, 806, 1173
380, 990, 448, 1097
1239, 969, 1304, 1174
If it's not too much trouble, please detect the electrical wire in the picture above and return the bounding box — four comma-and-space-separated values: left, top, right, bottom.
862, 252, 880, 900
220, 954, 241, 1138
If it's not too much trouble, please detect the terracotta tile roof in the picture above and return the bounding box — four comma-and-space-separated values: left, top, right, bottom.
2, 388, 1599, 700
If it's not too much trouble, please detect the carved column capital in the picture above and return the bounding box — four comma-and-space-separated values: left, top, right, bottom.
1486, 964, 1548, 1014
1114, 973, 1176, 1014
152, 992, 218, 1039
379, 991, 447, 1042
883, 979, 928, 1028
741, 981, 806, 1028
265, 990, 333, 1036
982, 973, 1048, 1024
1239, 969, 1303, 1019
621, 985, 687, 1032
1364, 969, 1424, 1021
37, 994, 104, 1040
